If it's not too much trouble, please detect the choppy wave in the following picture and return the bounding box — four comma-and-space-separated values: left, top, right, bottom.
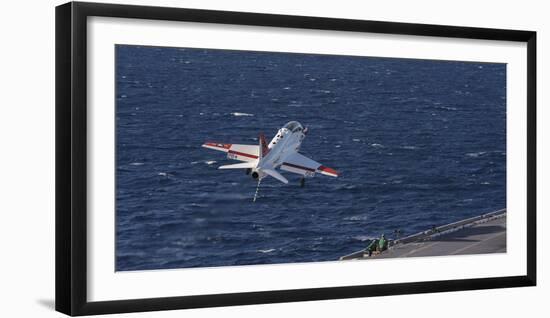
230, 112, 254, 117
353, 235, 377, 242
115, 45, 506, 271
344, 215, 368, 221
466, 151, 487, 158
258, 249, 276, 253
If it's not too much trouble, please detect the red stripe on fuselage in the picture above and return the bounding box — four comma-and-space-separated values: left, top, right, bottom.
228, 150, 259, 159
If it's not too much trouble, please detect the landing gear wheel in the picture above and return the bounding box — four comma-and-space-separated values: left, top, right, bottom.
300, 177, 305, 188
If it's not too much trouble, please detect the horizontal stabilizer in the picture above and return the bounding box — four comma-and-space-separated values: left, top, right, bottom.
218, 161, 258, 170
202, 142, 260, 163
263, 169, 289, 184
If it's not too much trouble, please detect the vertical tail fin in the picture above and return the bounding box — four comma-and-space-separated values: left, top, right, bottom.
259, 133, 269, 159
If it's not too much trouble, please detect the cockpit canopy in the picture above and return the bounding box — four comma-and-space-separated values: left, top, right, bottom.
283, 121, 304, 133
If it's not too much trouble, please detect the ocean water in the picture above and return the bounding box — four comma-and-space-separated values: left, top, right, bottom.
115, 45, 506, 271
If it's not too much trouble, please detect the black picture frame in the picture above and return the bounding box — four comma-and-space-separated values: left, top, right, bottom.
55, 1, 537, 316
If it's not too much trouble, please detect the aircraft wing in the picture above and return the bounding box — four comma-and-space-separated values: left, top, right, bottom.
280, 152, 339, 177
202, 142, 259, 162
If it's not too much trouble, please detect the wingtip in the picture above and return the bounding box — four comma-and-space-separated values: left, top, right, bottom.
202, 142, 231, 150
318, 165, 339, 177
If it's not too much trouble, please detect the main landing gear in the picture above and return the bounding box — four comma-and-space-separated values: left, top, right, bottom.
245, 168, 251, 175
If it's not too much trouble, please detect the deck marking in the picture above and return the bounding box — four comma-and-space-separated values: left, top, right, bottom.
401, 242, 439, 257
450, 231, 506, 255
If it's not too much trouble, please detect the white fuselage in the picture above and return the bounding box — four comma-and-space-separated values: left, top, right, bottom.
202, 120, 337, 199
258, 127, 305, 170
203, 120, 336, 187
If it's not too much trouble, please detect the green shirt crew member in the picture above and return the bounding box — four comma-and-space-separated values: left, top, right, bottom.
378, 234, 388, 252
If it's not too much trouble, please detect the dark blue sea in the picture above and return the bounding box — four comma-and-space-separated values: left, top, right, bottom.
115, 45, 506, 271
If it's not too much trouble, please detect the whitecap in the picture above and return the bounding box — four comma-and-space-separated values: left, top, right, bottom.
401, 146, 418, 150
205, 160, 217, 165
466, 151, 487, 158
158, 172, 168, 176
258, 249, 276, 253
439, 106, 457, 111
283, 87, 291, 90
345, 215, 368, 221
288, 101, 303, 107
353, 235, 375, 242
230, 112, 254, 117
335, 145, 341, 148
371, 143, 384, 148
352, 138, 361, 142
129, 162, 144, 166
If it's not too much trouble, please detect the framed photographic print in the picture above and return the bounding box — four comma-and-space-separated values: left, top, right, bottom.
55, 1, 536, 316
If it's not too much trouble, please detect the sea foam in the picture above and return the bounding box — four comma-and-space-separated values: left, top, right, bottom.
230, 112, 254, 117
